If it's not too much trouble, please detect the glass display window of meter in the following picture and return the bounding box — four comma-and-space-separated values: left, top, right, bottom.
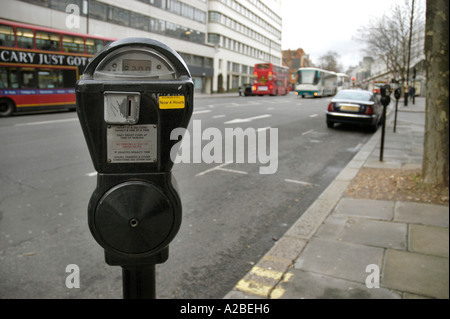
93, 46, 178, 80
94, 46, 179, 125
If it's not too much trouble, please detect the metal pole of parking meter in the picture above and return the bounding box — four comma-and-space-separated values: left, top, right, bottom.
393, 97, 399, 133
379, 85, 391, 162
393, 88, 401, 133
122, 266, 156, 299
379, 104, 387, 162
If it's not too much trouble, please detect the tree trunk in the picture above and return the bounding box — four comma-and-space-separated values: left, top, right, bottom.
422, 0, 449, 186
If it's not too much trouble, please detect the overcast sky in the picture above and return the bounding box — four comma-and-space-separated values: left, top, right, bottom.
280, 0, 418, 71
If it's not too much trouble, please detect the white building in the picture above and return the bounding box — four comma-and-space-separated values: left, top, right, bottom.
207, 0, 283, 93
1, 0, 283, 94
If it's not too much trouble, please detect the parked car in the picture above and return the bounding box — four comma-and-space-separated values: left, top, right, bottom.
326, 89, 383, 132
239, 83, 253, 96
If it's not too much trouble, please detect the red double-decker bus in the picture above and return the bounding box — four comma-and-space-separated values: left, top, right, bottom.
0, 19, 116, 117
252, 63, 290, 96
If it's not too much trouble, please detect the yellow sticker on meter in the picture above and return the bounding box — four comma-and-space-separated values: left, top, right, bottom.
159, 96, 185, 109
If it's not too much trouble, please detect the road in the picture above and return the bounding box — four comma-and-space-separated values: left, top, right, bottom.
0, 93, 374, 298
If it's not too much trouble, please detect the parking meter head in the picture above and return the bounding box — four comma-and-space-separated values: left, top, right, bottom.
380, 85, 387, 97
76, 37, 194, 174
75, 38, 192, 265
394, 88, 401, 100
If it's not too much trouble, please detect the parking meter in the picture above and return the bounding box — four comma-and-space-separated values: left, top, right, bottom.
393, 87, 401, 133
76, 37, 193, 278
394, 88, 401, 101
380, 84, 391, 107
379, 84, 391, 161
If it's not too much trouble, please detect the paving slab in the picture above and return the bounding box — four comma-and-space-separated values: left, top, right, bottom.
294, 237, 384, 284
395, 201, 449, 227
338, 218, 407, 250
333, 198, 394, 220
383, 249, 449, 299
409, 224, 449, 257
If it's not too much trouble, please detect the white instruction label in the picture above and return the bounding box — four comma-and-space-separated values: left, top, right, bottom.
107, 125, 157, 163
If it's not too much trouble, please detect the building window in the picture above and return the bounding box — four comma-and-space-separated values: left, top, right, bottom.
108, 7, 130, 27
130, 12, 150, 31
208, 33, 220, 45
89, 1, 108, 21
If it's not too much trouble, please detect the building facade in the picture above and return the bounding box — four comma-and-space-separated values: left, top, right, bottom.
207, 0, 283, 93
282, 48, 313, 89
1, 0, 283, 94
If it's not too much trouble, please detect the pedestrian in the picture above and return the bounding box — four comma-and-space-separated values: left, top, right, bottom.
409, 86, 416, 104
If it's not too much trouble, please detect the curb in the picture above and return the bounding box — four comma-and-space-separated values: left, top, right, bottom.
224, 105, 394, 299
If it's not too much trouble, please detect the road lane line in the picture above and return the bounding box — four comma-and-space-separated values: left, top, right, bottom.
302, 129, 314, 136
86, 172, 97, 177
195, 161, 232, 177
284, 179, 314, 186
216, 167, 248, 175
224, 114, 271, 124
192, 110, 212, 115
309, 114, 318, 118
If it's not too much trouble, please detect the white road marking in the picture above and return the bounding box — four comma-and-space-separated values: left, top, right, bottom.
196, 161, 248, 177
302, 129, 314, 136
284, 179, 315, 186
86, 172, 97, 177
193, 110, 212, 115
216, 167, 248, 175
309, 114, 318, 118
224, 114, 271, 124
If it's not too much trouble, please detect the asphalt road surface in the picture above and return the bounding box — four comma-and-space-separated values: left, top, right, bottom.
0, 93, 374, 298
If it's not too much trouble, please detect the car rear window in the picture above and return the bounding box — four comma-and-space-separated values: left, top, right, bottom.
335, 91, 372, 101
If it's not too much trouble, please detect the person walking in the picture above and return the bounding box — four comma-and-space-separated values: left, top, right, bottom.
409, 85, 416, 104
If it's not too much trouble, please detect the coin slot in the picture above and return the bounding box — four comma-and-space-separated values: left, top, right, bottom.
127, 98, 132, 118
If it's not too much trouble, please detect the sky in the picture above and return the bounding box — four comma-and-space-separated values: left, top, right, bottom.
281, 0, 413, 71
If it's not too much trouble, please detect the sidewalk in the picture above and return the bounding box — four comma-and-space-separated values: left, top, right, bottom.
225, 97, 449, 299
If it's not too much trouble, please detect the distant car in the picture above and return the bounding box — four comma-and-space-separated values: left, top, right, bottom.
239, 83, 253, 96
326, 89, 383, 132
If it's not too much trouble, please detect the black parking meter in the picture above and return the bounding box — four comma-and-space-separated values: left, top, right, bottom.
76, 38, 193, 298
393, 88, 401, 132
379, 84, 391, 161
394, 87, 401, 101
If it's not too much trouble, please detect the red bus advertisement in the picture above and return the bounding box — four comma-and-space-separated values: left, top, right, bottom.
252, 63, 290, 96
0, 19, 116, 117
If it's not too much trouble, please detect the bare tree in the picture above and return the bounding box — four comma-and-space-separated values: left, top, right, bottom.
423, 0, 449, 186
318, 51, 342, 73
355, 1, 425, 83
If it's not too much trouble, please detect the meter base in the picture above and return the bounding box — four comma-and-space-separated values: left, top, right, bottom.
105, 247, 169, 267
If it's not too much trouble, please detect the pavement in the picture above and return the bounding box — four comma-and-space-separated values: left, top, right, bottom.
224, 96, 449, 299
